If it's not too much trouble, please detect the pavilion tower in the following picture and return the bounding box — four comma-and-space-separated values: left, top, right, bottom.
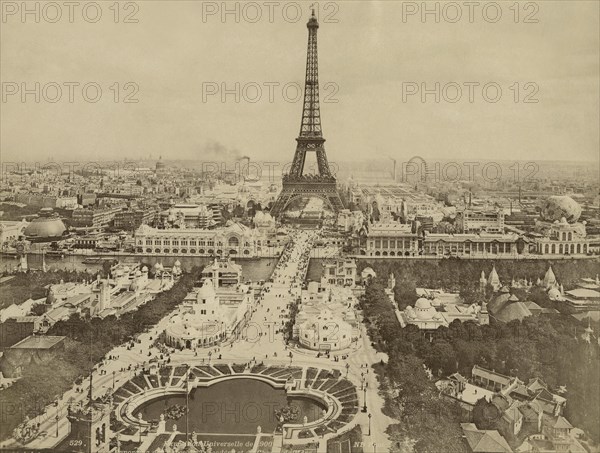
270, 9, 345, 218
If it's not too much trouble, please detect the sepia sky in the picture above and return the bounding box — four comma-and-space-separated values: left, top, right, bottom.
1, 1, 599, 164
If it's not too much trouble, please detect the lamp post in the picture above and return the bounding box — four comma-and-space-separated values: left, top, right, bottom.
53, 401, 60, 438
112, 371, 116, 390
362, 386, 367, 412
345, 363, 349, 378
368, 413, 372, 436
373, 443, 376, 453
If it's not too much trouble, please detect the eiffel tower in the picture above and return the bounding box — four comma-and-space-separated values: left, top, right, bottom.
270, 9, 345, 218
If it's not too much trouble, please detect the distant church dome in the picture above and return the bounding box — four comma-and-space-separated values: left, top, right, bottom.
540, 196, 581, 223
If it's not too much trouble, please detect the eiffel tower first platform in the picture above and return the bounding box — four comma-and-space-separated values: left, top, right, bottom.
270, 9, 345, 219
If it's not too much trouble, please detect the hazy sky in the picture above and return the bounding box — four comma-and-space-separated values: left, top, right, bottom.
1, 1, 599, 165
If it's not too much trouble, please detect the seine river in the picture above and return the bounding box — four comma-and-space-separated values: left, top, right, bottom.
1, 253, 329, 284
1, 254, 282, 282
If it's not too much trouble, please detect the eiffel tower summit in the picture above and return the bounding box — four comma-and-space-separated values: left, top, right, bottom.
270, 8, 345, 220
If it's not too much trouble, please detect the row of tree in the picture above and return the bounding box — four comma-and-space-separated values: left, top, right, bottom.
359, 258, 600, 297
0, 269, 94, 310
0, 268, 199, 441
360, 281, 468, 452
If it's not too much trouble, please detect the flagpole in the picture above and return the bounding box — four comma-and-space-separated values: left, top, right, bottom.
186, 365, 190, 450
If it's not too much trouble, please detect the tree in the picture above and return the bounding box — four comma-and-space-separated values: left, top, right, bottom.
472, 397, 501, 430
423, 341, 457, 376
453, 339, 478, 374
100, 260, 118, 277
30, 303, 49, 316
459, 286, 485, 306
394, 278, 418, 310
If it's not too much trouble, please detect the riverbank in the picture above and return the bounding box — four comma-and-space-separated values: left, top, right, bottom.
1, 253, 278, 282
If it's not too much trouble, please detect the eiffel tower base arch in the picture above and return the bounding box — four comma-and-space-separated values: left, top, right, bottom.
270, 177, 345, 218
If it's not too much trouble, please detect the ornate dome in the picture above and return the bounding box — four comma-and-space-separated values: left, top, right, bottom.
540, 196, 581, 223
415, 298, 432, 310
24, 214, 66, 240
414, 298, 437, 320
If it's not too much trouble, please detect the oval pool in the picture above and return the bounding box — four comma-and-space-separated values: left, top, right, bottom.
133, 379, 326, 433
